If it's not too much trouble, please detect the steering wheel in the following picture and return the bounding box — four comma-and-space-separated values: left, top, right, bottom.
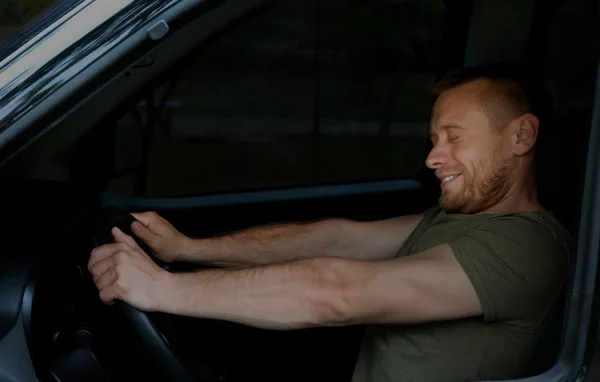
91, 207, 197, 382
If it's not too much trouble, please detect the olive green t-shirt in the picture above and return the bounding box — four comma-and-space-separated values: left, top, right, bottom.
351, 204, 572, 382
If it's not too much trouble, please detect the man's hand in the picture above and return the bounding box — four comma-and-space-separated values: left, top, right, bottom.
88, 226, 174, 311
130, 211, 192, 263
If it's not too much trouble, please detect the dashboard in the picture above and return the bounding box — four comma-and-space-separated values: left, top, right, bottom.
0, 253, 106, 382
0, 179, 114, 382
0, 257, 39, 382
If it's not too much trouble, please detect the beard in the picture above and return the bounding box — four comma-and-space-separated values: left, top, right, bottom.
439, 153, 514, 215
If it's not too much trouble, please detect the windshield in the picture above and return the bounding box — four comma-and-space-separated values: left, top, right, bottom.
0, 0, 87, 62
0, 0, 172, 136
0, 0, 136, 116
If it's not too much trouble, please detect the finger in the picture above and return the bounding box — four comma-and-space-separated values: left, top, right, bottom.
95, 267, 118, 290
130, 212, 157, 227
90, 256, 115, 281
112, 227, 140, 250
131, 219, 155, 243
99, 285, 118, 305
88, 243, 126, 272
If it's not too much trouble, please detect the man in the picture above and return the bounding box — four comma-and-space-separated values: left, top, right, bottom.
88, 62, 572, 381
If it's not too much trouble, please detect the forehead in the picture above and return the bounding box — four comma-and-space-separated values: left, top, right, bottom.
430, 79, 494, 134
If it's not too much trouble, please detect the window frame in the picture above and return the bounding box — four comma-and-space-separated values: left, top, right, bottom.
0, 0, 225, 168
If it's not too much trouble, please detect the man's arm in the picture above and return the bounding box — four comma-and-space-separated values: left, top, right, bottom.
159, 244, 481, 329
90, 229, 481, 330
182, 214, 424, 266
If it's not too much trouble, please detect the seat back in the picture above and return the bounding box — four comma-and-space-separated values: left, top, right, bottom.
525, 105, 591, 376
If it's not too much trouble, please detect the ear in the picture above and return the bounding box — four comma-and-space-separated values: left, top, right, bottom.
512, 113, 539, 156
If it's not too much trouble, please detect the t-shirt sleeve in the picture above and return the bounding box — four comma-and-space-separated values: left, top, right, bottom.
447, 217, 570, 324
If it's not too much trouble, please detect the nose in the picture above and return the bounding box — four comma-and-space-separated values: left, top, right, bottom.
425, 142, 448, 170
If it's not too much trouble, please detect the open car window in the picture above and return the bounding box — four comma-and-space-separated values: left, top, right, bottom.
69, 0, 448, 198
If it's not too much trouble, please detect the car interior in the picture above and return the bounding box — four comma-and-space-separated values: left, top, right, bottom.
0, 0, 599, 381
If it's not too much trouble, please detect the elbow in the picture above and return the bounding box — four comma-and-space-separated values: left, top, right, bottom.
321, 218, 353, 258
325, 291, 355, 326
310, 257, 364, 326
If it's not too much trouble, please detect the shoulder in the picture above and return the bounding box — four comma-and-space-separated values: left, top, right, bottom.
457, 211, 569, 277
471, 211, 571, 260
446, 211, 571, 323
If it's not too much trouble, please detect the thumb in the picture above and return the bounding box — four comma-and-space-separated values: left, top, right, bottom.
112, 227, 141, 250
131, 220, 156, 243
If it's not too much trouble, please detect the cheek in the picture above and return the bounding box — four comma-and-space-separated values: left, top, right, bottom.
451, 141, 493, 171
449, 143, 474, 170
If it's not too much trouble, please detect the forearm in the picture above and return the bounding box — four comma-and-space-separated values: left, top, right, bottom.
159, 257, 352, 329
179, 213, 422, 266
181, 220, 345, 266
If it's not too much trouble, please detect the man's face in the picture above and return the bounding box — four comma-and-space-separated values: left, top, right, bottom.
426, 80, 516, 214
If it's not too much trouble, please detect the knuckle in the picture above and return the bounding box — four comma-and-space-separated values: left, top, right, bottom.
115, 279, 130, 295
100, 289, 111, 302
89, 248, 101, 261
90, 261, 104, 276
114, 251, 129, 264
114, 264, 124, 278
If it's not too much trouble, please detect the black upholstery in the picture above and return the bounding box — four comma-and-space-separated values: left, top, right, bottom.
525, 105, 591, 376
536, 109, 591, 235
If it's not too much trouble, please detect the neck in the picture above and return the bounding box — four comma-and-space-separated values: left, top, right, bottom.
482, 164, 542, 214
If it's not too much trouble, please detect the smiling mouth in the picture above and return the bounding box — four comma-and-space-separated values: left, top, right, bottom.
441, 175, 460, 185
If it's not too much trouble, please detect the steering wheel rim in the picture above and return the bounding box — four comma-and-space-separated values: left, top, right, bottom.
91, 207, 197, 382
